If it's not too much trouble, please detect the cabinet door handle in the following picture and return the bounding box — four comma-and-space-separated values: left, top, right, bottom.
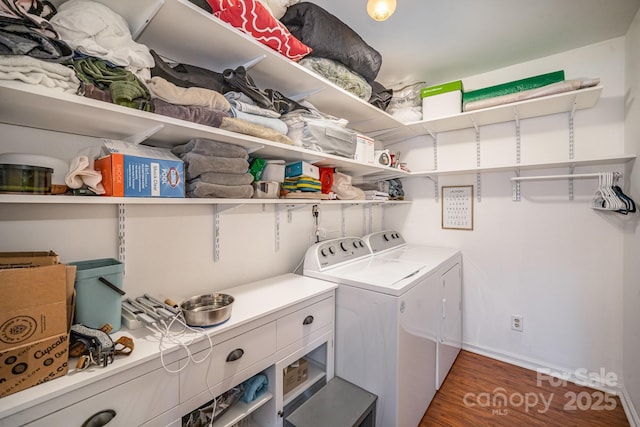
82, 409, 116, 427
303, 315, 314, 325
226, 348, 244, 362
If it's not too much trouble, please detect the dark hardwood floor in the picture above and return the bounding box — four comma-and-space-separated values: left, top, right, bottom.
419, 350, 630, 427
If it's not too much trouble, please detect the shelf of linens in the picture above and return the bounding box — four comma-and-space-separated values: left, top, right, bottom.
398, 85, 602, 137
113, 0, 409, 139
0, 195, 412, 206
409, 154, 636, 177
0, 80, 408, 180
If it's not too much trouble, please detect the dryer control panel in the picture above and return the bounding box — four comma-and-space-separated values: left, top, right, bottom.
304, 237, 371, 271
363, 230, 406, 253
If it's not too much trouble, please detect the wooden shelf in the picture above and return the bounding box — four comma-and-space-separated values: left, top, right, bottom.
410, 154, 636, 177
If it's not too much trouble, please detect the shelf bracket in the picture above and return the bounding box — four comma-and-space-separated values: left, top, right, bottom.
423, 176, 439, 203
426, 128, 437, 141
432, 133, 439, 202
122, 124, 164, 145
568, 165, 575, 201
118, 203, 126, 272
213, 204, 245, 262
289, 87, 324, 102
512, 170, 521, 201
514, 109, 521, 165
240, 55, 267, 71
285, 204, 308, 223
469, 116, 480, 134
274, 204, 280, 252
475, 127, 482, 202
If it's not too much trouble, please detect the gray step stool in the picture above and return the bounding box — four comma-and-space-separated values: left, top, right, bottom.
285, 376, 377, 427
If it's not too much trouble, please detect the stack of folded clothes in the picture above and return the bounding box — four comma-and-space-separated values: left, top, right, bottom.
282, 176, 322, 193
171, 138, 254, 198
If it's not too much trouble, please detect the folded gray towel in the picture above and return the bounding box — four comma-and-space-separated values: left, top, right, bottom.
187, 181, 254, 198
152, 98, 229, 128
172, 137, 249, 159
182, 152, 249, 179
191, 172, 254, 186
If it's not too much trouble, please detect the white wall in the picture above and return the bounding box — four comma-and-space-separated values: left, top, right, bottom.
624, 7, 640, 426
0, 127, 387, 299
386, 38, 630, 390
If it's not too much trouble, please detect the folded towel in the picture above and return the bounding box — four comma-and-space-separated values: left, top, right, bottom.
220, 116, 293, 146
171, 138, 248, 159
240, 374, 269, 403
146, 76, 231, 112
190, 172, 254, 186
283, 175, 321, 192
187, 181, 254, 198
65, 155, 105, 194
0, 55, 80, 93
181, 152, 249, 179
151, 98, 229, 128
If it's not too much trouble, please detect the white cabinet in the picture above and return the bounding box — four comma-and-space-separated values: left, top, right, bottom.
24, 364, 180, 427
0, 274, 337, 427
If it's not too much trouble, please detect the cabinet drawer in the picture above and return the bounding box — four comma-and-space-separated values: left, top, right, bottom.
180, 322, 276, 403
277, 297, 334, 350
25, 365, 179, 427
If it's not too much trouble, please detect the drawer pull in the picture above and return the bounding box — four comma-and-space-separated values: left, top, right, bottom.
303, 315, 314, 325
226, 348, 244, 362
81, 409, 116, 427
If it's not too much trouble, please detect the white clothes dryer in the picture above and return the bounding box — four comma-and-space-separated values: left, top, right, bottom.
363, 230, 463, 390
303, 236, 440, 427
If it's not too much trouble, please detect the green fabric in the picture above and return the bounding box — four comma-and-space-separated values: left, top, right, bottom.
73, 57, 151, 111
462, 70, 565, 106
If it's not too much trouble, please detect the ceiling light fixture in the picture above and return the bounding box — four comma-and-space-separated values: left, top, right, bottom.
367, 0, 396, 21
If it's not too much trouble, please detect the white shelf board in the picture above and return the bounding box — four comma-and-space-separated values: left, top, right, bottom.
0, 81, 406, 180
409, 154, 636, 177
135, 0, 404, 137
214, 391, 272, 427
404, 86, 603, 135
0, 194, 412, 206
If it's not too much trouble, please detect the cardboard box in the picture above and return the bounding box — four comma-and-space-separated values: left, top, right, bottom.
94, 139, 185, 198
283, 358, 308, 395
421, 80, 463, 121
0, 264, 75, 398
0, 251, 59, 269
285, 161, 320, 180
0, 264, 69, 351
355, 135, 375, 164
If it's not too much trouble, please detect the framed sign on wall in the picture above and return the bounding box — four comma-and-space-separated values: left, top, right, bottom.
442, 185, 474, 230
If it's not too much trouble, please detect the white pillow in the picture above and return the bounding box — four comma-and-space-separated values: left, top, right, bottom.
264, 0, 300, 19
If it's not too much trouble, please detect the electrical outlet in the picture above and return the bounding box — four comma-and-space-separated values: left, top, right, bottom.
511, 315, 523, 332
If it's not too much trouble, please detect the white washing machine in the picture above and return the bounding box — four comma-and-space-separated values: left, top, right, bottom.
303, 237, 440, 427
362, 230, 463, 390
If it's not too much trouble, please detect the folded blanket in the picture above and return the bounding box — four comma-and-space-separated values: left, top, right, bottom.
187, 181, 254, 198
172, 138, 249, 159
230, 107, 288, 135
463, 78, 600, 112
192, 171, 254, 186
151, 98, 229, 128
146, 76, 231, 112
225, 93, 282, 118
0, 54, 80, 93
181, 152, 249, 178
220, 116, 293, 145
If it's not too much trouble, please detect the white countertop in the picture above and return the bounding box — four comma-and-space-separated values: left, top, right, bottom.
0, 273, 337, 420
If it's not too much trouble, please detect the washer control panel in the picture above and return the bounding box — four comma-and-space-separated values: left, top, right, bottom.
304, 237, 371, 270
